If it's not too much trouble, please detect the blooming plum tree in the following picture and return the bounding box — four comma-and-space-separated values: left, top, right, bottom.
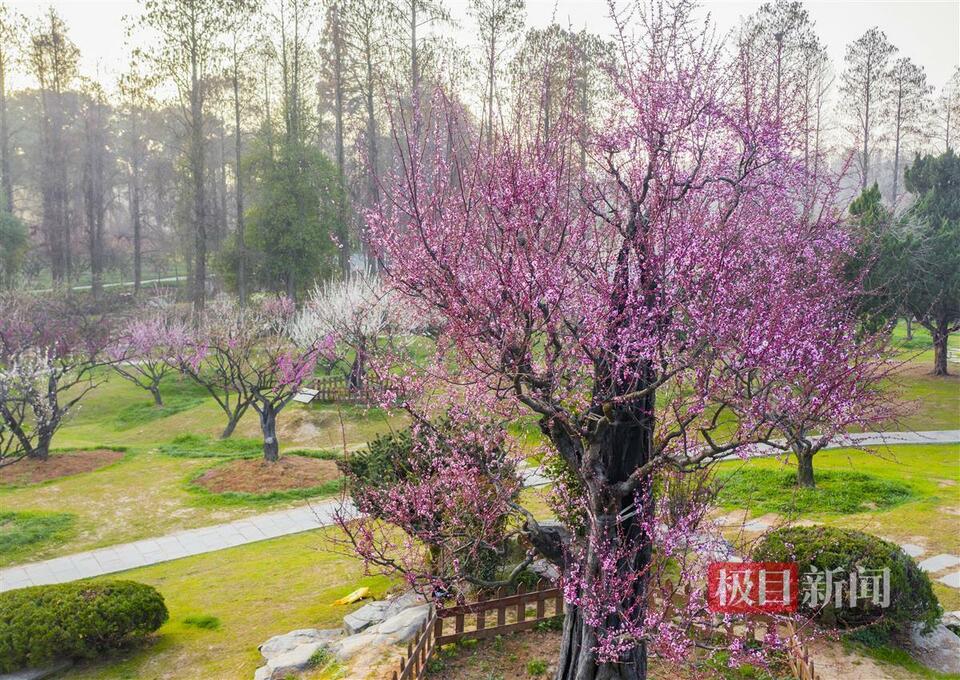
291, 269, 416, 392
345, 2, 889, 678
108, 309, 182, 407
0, 294, 112, 462
170, 296, 322, 460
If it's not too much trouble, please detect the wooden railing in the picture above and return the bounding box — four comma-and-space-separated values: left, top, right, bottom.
390, 582, 820, 680
784, 622, 820, 680
391, 581, 561, 680
309, 375, 367, 404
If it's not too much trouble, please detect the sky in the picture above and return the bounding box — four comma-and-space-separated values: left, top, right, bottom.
7, 0, 960, 93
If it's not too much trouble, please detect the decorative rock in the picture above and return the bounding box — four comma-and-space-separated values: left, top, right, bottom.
899, 543, 925, 558
264, 642, 325, 678
943, 610, 960, 627
332, 631, 389, 661
381, 589, 427, 619
256, 589, 430, 678
901, 623, 960, 674
342, 590, 428, 634
918, 554, 960, 573
530, 559, 560, 582
343, 600, 392, 634
938, 571, 960, 588
258, 628, 340, 661
368, 604, 432, 643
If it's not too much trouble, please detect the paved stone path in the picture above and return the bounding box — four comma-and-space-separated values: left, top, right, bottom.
0, 500, 355, 592
1, 429, 957, 593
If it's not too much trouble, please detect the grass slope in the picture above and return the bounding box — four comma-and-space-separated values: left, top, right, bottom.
58, 528, 394, 680
717, 443, 960, 610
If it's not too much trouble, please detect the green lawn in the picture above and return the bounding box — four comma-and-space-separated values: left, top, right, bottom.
716, 443, 960, 609
59, 528, 394, 680
55, 485, 554, 680
1, 374, 405, 566
893, 363, 960, 431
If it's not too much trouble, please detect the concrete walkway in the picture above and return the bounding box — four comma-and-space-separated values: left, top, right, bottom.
1, 430, 957, 593
0, 500, 356, 593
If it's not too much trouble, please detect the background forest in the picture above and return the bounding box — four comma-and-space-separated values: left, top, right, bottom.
0, 0, 957, 308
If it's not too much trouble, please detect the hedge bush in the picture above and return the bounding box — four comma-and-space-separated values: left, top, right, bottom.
0, 580, 168, 672
753, 526, 940, 635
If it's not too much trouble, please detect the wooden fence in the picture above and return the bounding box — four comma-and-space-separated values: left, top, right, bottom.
784, 622, 820, 680
390, 582, 820, 680
392, 581, 562, 680
309, 375, 367, 404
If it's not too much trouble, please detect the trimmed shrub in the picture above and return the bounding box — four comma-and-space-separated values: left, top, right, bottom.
753, 526, 940, 635
0, 580, 168, 672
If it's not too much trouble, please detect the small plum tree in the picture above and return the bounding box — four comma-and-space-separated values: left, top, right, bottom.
0, 294, 111, 462
170, 296, 322, 460
108, 309, 182, 407
292, 269, 416, 392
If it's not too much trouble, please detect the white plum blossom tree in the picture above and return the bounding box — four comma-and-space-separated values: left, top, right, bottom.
292, 269, 418, 391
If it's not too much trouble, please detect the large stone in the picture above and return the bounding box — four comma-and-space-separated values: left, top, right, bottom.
332, 631, 390, 661
918, 554, 960, 573
901, 623, 960, 674
342, 590, 427, 634
530, 558, 560, 583
265, 642, 325, 678
343, 600, 392, 634
368, 603, 432, 643
258, 628, 340, 660
381, 589, 427, 619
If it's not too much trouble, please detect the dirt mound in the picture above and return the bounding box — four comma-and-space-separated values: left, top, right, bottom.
193, 454, 340, 494
0, 449, 124, 485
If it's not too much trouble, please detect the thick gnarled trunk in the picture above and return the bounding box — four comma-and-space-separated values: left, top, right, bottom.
557, 603, 646, 680
796, 451, 816, 488
552, 402, 654, 680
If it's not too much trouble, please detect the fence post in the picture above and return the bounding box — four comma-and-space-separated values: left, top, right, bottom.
495, 586, 505, 627
477, 590, 487, 632
536, 579, 546, 620
517, 583, 527, 623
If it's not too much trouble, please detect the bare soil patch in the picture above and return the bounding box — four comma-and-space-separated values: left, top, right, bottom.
193, 454, 340, 494
0, 449, 124, 486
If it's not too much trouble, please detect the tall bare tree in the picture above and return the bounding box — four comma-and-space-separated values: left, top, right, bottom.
80, 80, 113, 299
118, 59, 155, 295
469, 0, 524, 144
324, 0, 350, 274
390, 0, 448, 99
887, 56, 931, 204
226, 8, 258, 305
937, 67, 960, 153
140, 0, 238, 313
841, 27, 895, 192
28, 8, 80, 284
341, 0, 387, 212
0, 3, 21, 214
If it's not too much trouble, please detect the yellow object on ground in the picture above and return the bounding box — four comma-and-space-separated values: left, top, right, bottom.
333, 587, 370, 605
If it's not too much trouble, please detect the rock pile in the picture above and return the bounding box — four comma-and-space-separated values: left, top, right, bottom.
253, 590, 430, 680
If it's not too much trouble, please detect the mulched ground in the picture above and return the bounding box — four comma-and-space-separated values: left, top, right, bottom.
428, 629, 563, 679
193, 454, 340, 494
0, 448, 124, 486
426, 628, 794, 679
